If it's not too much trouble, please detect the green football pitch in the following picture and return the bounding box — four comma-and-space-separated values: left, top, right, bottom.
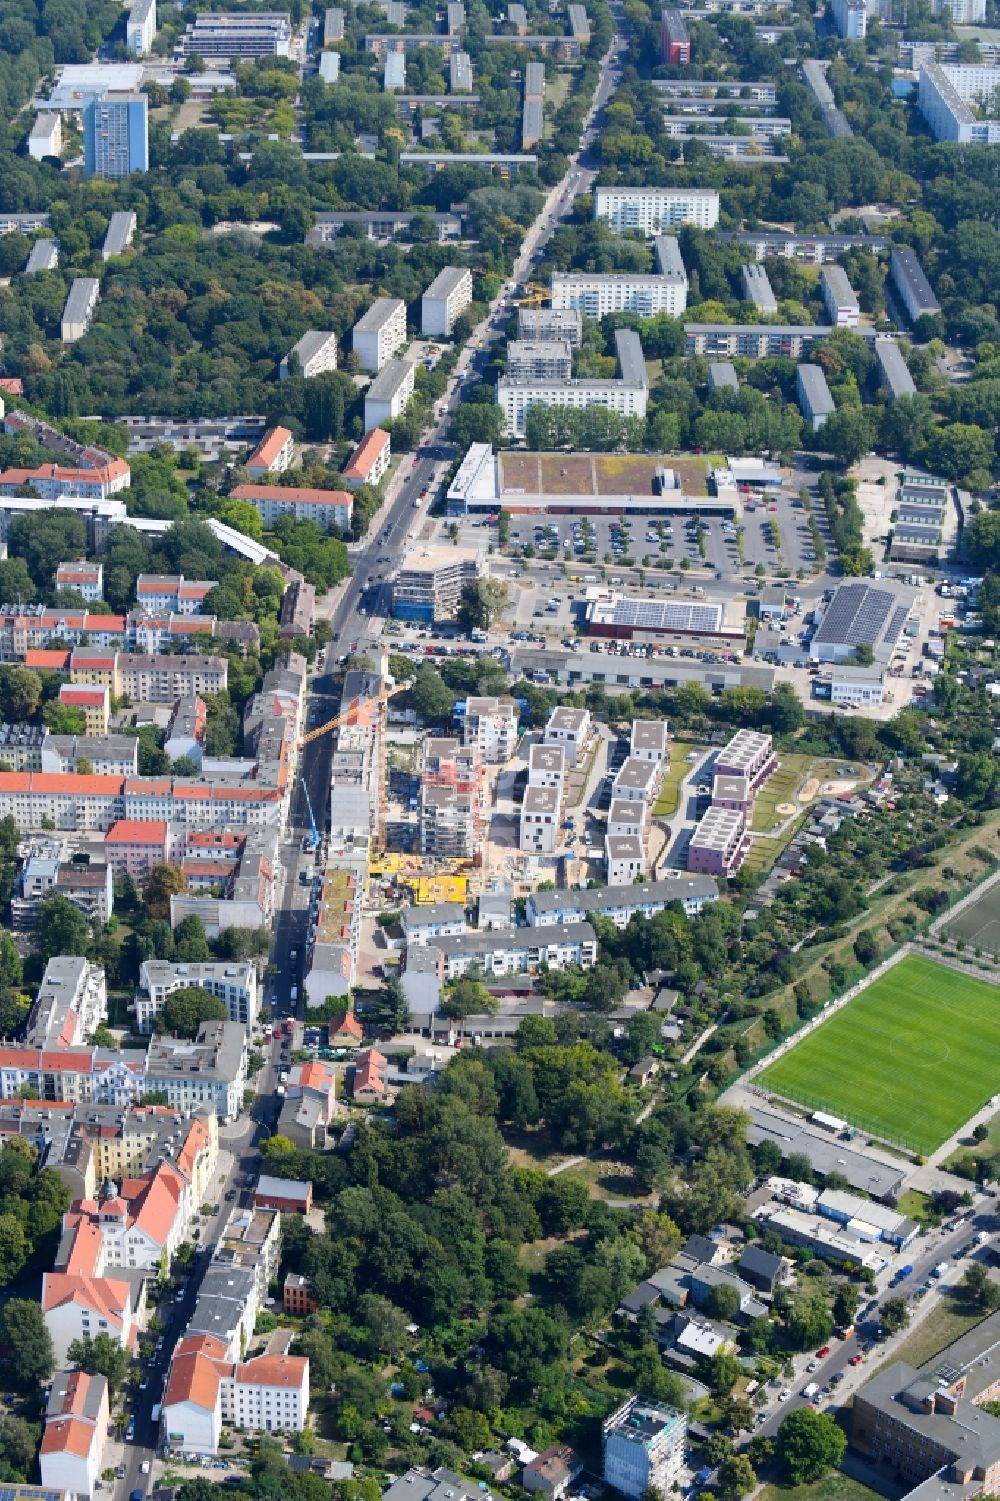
758, 955, 1000, 1154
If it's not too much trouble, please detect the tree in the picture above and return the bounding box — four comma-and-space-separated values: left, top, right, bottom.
704, 1282, 742, 1321
67, 1332, 131, 1395
143, 862, 186, 920
451, 403, 505, 448
718, 1454, 756, 1500
1, 1298, 53, 1383
458, 579, 510, 630
487, 1305, 568, 1392
409, 667, 457, 725
777, 1407, 847, 1484
0, 666, 42, 722
0, 1412, 37, 1476
708, 1351, 744, 1397
440, 977, 496, 1019
821, 406, 874, 467
156, 986, 228, 1039
369, 977, 408, 1033
962, 1263, 1000, 1313
43, 702, 87, 735
925, 424, 994, 487
0, 1214, 29, 1285
880, 1296, 909, 1334
33, 892, 90, 966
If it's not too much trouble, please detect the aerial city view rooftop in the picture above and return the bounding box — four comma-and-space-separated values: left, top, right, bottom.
0, 5, 997, 1501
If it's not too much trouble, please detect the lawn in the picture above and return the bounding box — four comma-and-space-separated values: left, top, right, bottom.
758, 955, 1000, 1154
653, 741, 701, 817
758, 1473, 889, 1501
871, 1289, 984, 1374
944, 1108, 1000, 1173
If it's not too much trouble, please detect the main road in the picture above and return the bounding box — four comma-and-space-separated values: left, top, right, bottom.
320, 20, 626, 687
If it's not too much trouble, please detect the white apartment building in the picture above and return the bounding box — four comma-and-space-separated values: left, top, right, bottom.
797, 363, 836, 431
520, 784, 559, 853
932, 0, 985, 21
526, 876, 718, 927
820, 264, 860, 327
741, 263, 778, 315
421, 266, 473, 336
593, 186, 719, 235
498, 328, 648, 438
462, 695, 518, 762
630, 719, 669, 763
608, 797, 646, 838
518, 306, 583, 345
56, 560, 103, 601
40, 1369, 110, 1499
527, 742, 566, 790
551, 271, 687, 318
136, 960, 259, 1034
364, 358, 415, 431
432, 921, 598, 979
605, 834, 645, 886
497, 374, 648, 437
28, 111, 63, 160
62, 278, 100, 343
831, 0, 866, 37
544, 705, 590, 766
27, 957, 108, 1048
613, 756, 659, 803
127, 0, 156, 52
505, 340, 573, 381
604, 1397, 687, 1500
230, 482, 353, 534
352, 296, 407, 370
918, 61, 1000, 143
164, 1338, 309, 1456
280, 329, 338, 379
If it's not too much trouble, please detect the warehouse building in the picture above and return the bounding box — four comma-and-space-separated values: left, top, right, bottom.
809, 579, 917, 664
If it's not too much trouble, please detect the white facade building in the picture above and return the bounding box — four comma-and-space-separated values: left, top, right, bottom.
127, 0, 157, 53
136, 960, 259, 1034
364, 358, 415, 431
462, 695, 518, 762
820, 264, 860, 327
421, 266, 473, 335
280, 329, 338, 379
551, 271, 687, 318
28, 111, 63, 160
593, 186, 719, 235
519, 784, 559, 853
603, 1397, 687, 1501
918, 61, 1000, 143
352, 296, 407, 370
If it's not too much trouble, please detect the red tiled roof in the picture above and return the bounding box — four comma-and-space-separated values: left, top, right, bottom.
232, 483, 352, 506
234, 1354, 308, 1387
105, 820, 168, 845
246, 426, 293, 469
26, 649, 71, 669
0, 772, 123, 796
342, 427, 390, 481
41, 1417, 96, 1457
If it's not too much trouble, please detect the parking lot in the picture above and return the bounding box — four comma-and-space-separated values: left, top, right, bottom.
451, 489, 821, 584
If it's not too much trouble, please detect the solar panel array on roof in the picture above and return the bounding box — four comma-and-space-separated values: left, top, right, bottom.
813, 582, 894, 648
609, 599, 722, 632
886, 605, 909, 643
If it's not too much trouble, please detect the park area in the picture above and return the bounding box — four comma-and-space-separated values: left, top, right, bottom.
758, 954, 1000, 1154
942, 878, 1000, 957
